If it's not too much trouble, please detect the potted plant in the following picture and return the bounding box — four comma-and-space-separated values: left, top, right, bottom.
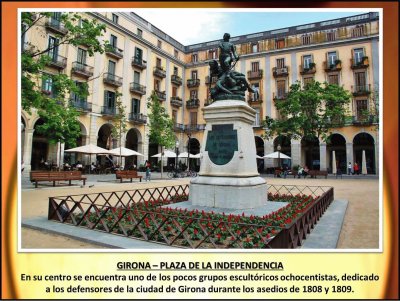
309, 62, 316, 69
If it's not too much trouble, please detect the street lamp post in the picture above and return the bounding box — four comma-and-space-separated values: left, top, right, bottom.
277, 144, 281, 170
175, 141, 179, 170
186, 131, 191, 171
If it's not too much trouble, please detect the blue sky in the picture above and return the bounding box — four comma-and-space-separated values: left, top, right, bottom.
135, 9, 368, 45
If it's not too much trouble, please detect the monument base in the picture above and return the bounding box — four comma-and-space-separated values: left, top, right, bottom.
190, 176, 267, 209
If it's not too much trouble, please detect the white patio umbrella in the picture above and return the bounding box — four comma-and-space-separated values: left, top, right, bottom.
178, 152, 200, 158
361, 150, 367, 175
256, 155, 263, 159
332, 151, 337, 175
64, 144, 111, 173
263, 151, 291, 159
151, 150, 177, 158
108, 146, 144, 157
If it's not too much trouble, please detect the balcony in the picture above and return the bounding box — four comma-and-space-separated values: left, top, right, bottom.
129, 113, 147, 124
129, 82, 146, 95
205, 76, 218, 85
153, 66, 166, 78
323, 60, 342, 72
185, 124, 206, 132
46, 54, 67, 69
45, 18, 68, 35
69, 97, 92, 112
171, 74, 182, 86
131, 57, 147, 70
187, 78, 200, 88
71, 62, 94, 78
103, 73, 123, 87
186, 98, 200, 109
174, 123, 185, 132
170, 96, 183, 107
351, 57, 369, 69
247, 70, 263, 80
273, 92, 288, 101
247, 93, 263, 105
105, 46, 123, 60
22, 42, 36, 54
272, 66, 289, 78
154, 90, 166, 101
299, 63, 316, 75
352, 114, 377, 126
352, 84, 371, 96
101, 106, 116, 116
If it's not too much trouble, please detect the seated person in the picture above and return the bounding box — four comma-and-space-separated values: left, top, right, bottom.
90, 162, 97, 173
298, 166, 304, 178
303, 165, 309, 177
75, 161, 83, 171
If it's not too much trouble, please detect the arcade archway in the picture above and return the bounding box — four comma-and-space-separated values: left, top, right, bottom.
301, 136, 320, 170
327, 133, 346, 174
353, 132, 375, 174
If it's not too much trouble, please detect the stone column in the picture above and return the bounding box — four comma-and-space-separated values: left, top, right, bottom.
319, 142, 327, 171
89, 115, 98, 145
291, 139, 301, 167
22, 128, 34, 173
346, 142, 354, 174
264, 140, 274, 169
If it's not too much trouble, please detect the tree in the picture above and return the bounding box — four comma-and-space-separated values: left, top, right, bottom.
111, 94, 128, 167
21, 12, 108, 165
264, 80, 351, 169
147, 91, 175, 178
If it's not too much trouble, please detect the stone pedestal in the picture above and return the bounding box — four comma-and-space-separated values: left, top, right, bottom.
189, 100, 267, 209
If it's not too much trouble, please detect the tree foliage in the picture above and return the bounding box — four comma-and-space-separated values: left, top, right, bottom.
147, 92, 175, 149
111, 94, 128, 163
264, 81, 351, 143
21, 12, 107, 146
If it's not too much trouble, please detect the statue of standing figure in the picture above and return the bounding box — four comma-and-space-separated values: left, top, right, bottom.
209, 33, 254, 101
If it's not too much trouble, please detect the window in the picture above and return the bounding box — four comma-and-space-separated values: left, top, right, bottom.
108, 60, 116, 75
352, 25, 365, 38
301, 34, 312, 45
191, 70, 198, 80
157, 40, 162, 48
111, 13, 119, 24
137, 28, 143, 37
133, 71, 140, 84
277, 80, 286, 97
172, 86, 178, 97
174, 49, 179, 58
190, 90, 198, 100
132, 98, 140, 114
77, 48, 87, 65
42, 74, 53, 95
156, 57, 161, 68
303, 77, 314, 86
251, 82, 260, 101
276, 58, 285, 68
154, 80, 160, 91
173, 66, 178, 76
251, 62, 259, 72
253, 108, 260, 127
104, 91, 115, 108
172, 110, 177, 123
353, 48, 364, 64
208, 49, 217, 59
71, 81, 87, 102
328, 74, 339, 85
303, 55, 312, 69
356, 99, 368, 119
252, 43, 259, 53
191, 53, 198, 63
275, 38, 285, 49
354, 72, 366, 89
190, 112, 198, 125
134, 47, 143, 63
110, 35, 117, 48
326, 30, 337, 42
327, 51, 337, 66
48, 36, 59, 61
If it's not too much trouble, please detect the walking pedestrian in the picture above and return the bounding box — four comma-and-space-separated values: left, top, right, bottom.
354, 162, 360, 175
145, 160, 151, 181
348, 162, 352, 175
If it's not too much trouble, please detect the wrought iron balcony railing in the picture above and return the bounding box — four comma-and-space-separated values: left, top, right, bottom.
205, 76, 218, 84
187, 78, 200, 88
103, 73, 123, 87
272, 66, 289, 78
131, 57, 147, 70
185, 124, 206, 132
299, 64, 316, 75
174, 123, 185, 132
186, 98, 200, 109
273, 92, 288, 101
69, 97, 92, 112
351, 84, 371, 96
153, 66, 166, 78
171, 74, 183, 86
323, 60, 342, 72
71, 62, 94, 77
45, 18, 68, 35
130, 82, 146, 95
351, 57, 369, 69
101, 106, 116, 116
170, 96, 183, 107
105, 46, 123, 59
129, 113, 147, 124
247, 70, 263, 79
46, 54, 67, 69
154, 90, 166, 101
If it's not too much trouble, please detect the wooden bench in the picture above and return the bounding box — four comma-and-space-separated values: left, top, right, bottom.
308, 170, 328, 179
115, 170, 143, 183
30, 171, 86, 188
